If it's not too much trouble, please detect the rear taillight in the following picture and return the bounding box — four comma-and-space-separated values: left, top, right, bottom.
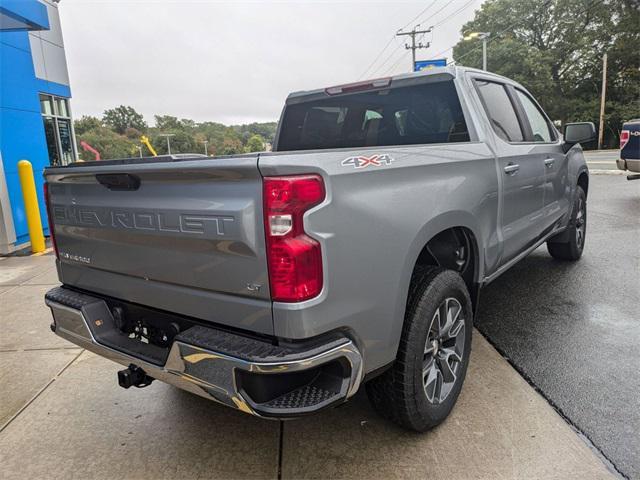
263, 175, 325, 302
620, 130, 630, 150
43, 182, 58, 258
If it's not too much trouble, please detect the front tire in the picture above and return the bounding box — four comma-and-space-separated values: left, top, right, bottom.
547, 185, 587, 261
366, 267, 473, 432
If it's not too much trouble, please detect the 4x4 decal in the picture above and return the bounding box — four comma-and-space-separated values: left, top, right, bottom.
341, 154, 394, 169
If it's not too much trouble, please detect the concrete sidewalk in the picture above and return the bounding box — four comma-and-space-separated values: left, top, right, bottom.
1, 254, 615, 479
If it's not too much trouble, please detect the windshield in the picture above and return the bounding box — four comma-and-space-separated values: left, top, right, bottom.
277, 80, 469, 151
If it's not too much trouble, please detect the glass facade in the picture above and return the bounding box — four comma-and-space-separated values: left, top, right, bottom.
39, 94, 76, 165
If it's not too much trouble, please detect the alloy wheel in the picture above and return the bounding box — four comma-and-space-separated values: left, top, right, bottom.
423, 297, 466, 404
575, 197, 586, 249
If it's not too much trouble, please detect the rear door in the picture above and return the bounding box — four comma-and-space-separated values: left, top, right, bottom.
474, 79, 546, 265
45, 155, 273, 335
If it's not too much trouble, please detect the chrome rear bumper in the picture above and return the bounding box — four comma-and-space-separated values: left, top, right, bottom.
45, 287, 363, 418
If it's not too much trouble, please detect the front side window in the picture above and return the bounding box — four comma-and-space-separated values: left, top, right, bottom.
277, 80, 469, 151
40, 94, 76, 166
515, 90, 555, 142
474, 80, 524, 142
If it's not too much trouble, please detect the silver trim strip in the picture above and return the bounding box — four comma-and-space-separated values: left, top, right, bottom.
483, 226, 566, 285
46, 300, 363, 418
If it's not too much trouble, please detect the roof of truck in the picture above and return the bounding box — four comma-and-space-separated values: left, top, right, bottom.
286, 65, 526, 103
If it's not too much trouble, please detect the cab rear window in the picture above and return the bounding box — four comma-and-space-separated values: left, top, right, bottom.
276, 80, 469, 151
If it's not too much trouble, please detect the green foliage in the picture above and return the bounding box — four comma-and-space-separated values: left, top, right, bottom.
74, 115, 102, 136
234, 122, 278, 145
76, 108, 277, 160
149, 130, 198, 155
102, 105, 147, 134
77, 126, 136, 161
452, 0, 640, 147
218, 137, 245, 156
245, 134, 266, 153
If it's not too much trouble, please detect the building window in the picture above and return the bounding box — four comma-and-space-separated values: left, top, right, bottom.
40, 94, 76, 166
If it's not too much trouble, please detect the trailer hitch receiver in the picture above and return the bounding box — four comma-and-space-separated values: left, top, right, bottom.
117, 364, 154, 389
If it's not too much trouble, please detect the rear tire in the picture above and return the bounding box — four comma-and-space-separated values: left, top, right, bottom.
366, 266, 473, 432
547, 185, 586, 261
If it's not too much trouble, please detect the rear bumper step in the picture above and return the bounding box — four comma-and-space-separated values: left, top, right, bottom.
45, 286, 363, 418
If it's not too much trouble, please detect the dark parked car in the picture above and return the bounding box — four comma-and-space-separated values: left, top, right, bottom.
617, 119, 640, 179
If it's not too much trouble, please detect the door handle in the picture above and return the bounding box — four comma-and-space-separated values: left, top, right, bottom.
504, 163, 520, 175
544, 158, 555, 168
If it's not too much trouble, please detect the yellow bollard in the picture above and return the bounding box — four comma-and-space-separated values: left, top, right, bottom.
17, 160, 46, 253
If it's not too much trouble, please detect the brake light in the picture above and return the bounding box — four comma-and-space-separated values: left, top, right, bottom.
325, 77, 391, 96
620, 130, 630, 150
263, 175, 325, 302
43, 182, 58, 258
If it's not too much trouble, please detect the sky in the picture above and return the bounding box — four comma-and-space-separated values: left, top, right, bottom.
59, 0, 485, 125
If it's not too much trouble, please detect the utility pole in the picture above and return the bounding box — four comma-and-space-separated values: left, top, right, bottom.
203, 140, 209, 156
397, 25, 432, 72
598, 53, 607, 150
158, 133, 176, 155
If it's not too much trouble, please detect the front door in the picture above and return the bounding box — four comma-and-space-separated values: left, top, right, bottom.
511, 88, 570, 229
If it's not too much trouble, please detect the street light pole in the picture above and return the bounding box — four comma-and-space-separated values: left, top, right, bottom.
158, 133, 176, 155
463, 32, 490, 71
203, 140, 209, 156
482, 36, 487, 71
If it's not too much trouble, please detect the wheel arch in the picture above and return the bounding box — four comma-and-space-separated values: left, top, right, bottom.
388, 212, 484, 362
577, 169, 589, 197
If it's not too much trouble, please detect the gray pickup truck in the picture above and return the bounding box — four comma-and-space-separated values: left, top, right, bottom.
43, 67, 593, 431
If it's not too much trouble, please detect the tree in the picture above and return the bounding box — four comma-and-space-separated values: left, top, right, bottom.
77, 126, 136, 161
234, 122, 278, 144
154, 115, 181, 131
102, 105, 147, 134
74, 115, 102, 135
218, 137, 244, 156
452, 0, 639, 147
245, 134, 265, 152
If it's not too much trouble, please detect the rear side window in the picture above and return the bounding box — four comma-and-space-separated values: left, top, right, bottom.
474, 80, 524, 142
515, 89, 555, 142
277, 80, 469, 151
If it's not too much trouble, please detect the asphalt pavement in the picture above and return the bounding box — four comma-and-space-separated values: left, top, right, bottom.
476, 175, 639, 478
584, 149, 622, 171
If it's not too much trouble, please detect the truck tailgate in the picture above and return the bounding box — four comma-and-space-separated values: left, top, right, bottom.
44, 156, 273, 335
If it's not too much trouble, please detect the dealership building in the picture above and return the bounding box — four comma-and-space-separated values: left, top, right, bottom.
0, 0, 76, 253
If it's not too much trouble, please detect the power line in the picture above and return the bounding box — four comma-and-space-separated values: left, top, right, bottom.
397, 25, 433, 71
369, 39, 407, 77
452, 0, 600, 68
399, 0, 438, 31
382, 0, 477, 76
432, 0, 477, 28
425, 0, 555, 64
415, 0, 454, 27
360, 1, 438, 79
362, 0, 480, 78
359, 36, 397, 79
383, 47, 414, 76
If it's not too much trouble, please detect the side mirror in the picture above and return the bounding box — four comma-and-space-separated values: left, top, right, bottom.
563, 122, 596, 152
